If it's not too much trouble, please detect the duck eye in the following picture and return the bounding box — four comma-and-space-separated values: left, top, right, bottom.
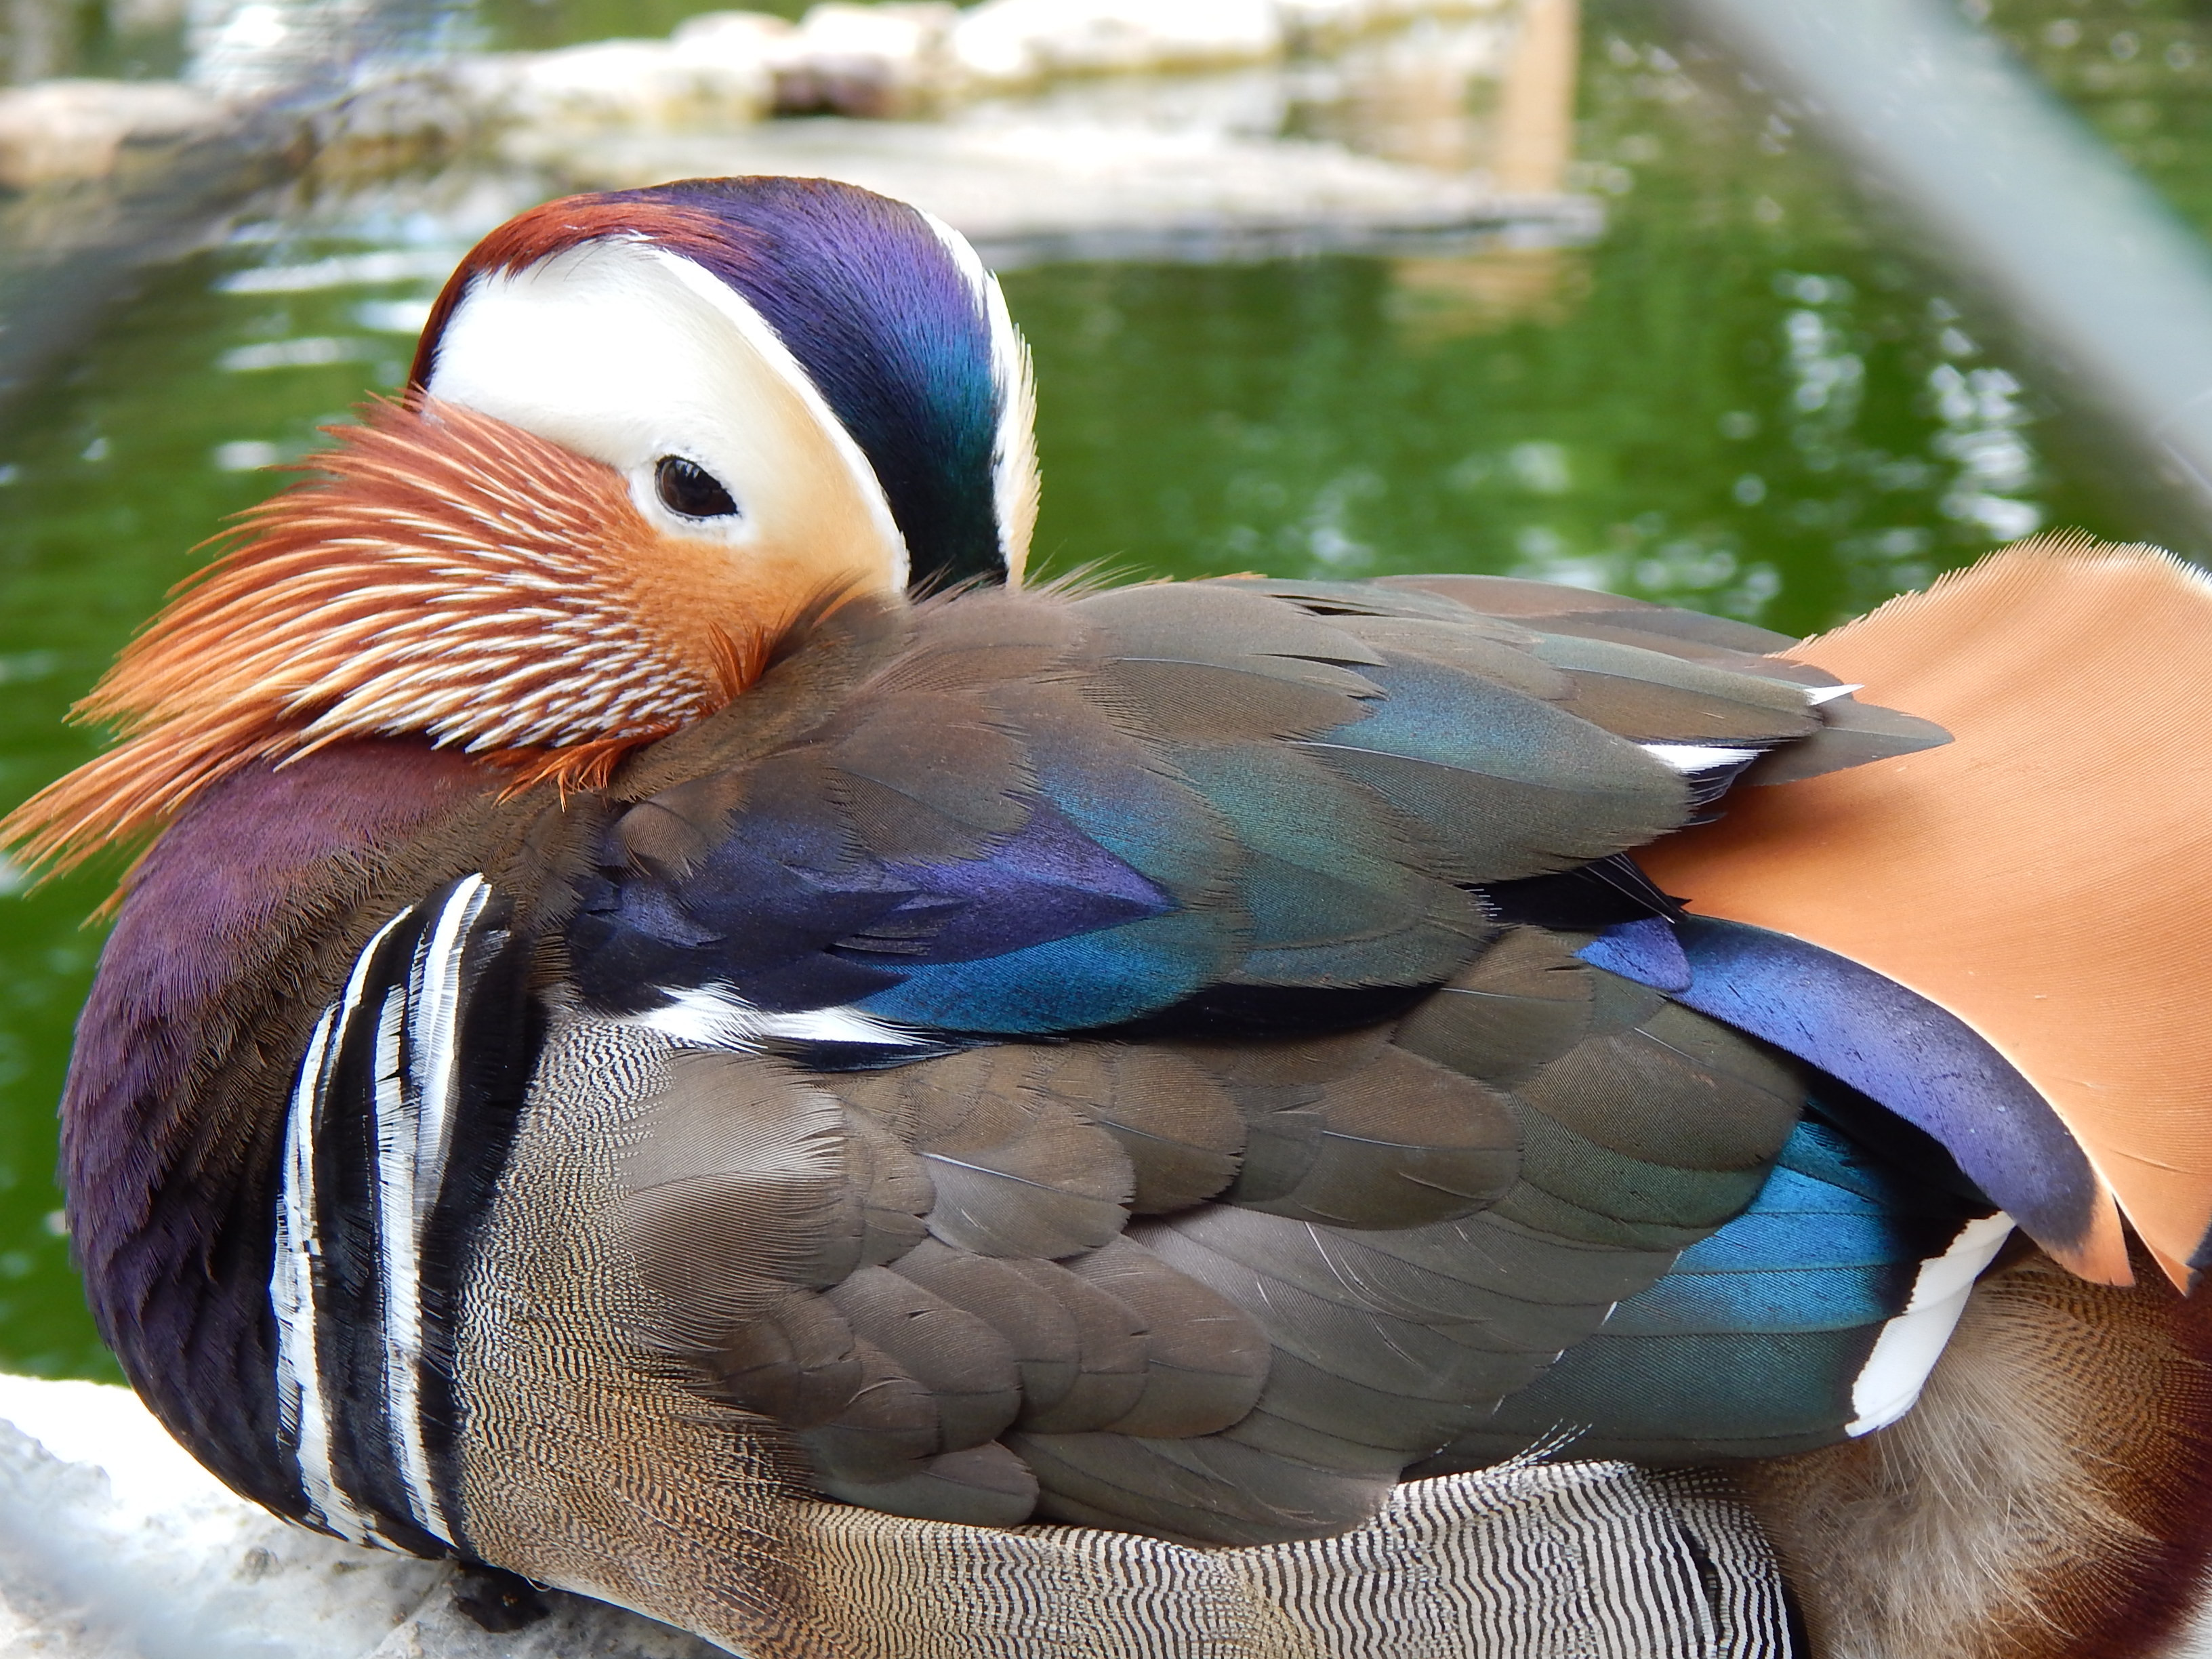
654, 455, 739, 520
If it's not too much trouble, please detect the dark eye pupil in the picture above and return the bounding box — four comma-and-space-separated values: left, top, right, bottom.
655, 455, 738, 519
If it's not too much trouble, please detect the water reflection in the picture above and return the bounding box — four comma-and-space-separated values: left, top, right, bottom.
1387, 247, 1588, 342
1006, 15, 2102, 633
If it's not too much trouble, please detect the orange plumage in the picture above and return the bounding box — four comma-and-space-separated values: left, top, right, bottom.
1644, 533, 2212, 1288
3, 398, 808, 874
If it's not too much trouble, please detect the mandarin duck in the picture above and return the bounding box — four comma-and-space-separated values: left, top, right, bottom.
9, 176, 2212, 1659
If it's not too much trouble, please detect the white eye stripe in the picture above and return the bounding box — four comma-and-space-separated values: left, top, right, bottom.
645, 248, 909, 579
918, 206, 1038, 586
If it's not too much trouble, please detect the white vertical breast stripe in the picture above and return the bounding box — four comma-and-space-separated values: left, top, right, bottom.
409, 872, 491, 1231
270, 887, 501, 1552
372, 981, 451, 1549
270, 903, 417, 1545
272, 1006, 356, 1538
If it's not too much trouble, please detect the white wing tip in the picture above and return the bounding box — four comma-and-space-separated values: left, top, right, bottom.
1641, 742, 1766, 774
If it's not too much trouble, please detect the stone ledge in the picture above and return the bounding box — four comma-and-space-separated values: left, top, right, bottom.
498, 110, 1599, 268
0, 1376, 725, 1659
0, 0, 1530, 188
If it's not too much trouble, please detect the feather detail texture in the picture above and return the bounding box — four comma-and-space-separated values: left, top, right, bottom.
1741, 1248, 2212, 1659
567, 578, 1755, 1040
37, 169, 2036, 1655
45, 537, 2049, 1641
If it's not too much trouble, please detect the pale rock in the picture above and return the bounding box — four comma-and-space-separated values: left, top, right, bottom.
0, 1375, 443, 1658
0, 1375, 727, 1659
499, 100, 1601, 268
1274, 0, 1508, 48
304, 64, 501, 178
672, 10, 802, 57
951, 0, 1284, 88
502, 36, 775, 131
669, 9, 803, 88
758, 3, 962, 117
184, 0, 347, 98
0, 79, 229, 190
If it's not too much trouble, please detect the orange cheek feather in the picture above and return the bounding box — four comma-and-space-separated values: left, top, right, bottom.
0, 398, 850, 872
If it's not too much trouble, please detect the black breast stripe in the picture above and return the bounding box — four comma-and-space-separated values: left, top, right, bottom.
273, 909, 411, 1547
314, 903, 439, 1552
270, 874, 537, 1557
414, 882, 539, 1551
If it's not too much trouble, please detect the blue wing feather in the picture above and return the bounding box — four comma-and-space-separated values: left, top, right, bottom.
1431, 1114, 1998, 1461
573, 583, 1687, 1034
1654, 916, 2094, 1263
854, 912, 1228, 1032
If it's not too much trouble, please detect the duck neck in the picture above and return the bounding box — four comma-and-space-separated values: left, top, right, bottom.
62, 740, 494, 1513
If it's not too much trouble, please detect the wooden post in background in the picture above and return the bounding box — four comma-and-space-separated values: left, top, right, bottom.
1495, 0, 1579, 195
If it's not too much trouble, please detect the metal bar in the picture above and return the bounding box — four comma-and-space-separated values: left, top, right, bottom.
1676, 0, 2212, 529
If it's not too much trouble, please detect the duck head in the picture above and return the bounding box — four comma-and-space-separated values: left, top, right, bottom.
7, 176, 1039, 870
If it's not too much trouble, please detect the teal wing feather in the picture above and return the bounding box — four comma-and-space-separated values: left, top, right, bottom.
573, 576, 1968, 1543
1419, 1103, 2004, 1469
569, 577, 1850, 1034
611, 932, 1819, 1541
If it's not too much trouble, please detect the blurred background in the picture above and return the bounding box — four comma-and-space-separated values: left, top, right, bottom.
0, 0, 2209, 1379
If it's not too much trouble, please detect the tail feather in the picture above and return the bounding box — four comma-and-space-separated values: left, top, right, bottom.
1641, 533, 2212, 1288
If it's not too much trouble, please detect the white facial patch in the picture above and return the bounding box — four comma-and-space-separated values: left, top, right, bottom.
425, 238, 909, 587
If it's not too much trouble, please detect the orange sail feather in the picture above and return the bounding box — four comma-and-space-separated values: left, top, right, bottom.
1642, 533, 2212, 1287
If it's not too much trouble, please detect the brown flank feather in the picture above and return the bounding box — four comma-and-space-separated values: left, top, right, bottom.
0, 397, 806, 876
1643, 532, 2212, 1288
1743, 1248, 2212, 1659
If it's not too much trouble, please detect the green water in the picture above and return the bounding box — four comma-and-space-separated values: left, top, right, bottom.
0, 0, 2206, 1378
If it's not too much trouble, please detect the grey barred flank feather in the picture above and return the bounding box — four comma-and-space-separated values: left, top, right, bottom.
458, 1008, 1796, 1658
793, 1463, 1793, 1659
